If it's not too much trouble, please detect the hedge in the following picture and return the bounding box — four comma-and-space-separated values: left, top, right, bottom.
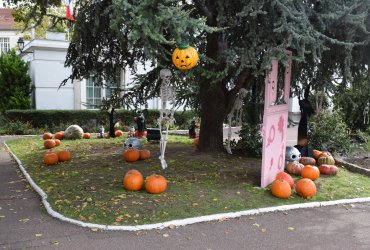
4, 109, 198, 132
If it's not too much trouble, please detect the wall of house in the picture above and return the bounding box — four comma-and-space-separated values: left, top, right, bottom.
0, 30, 20, 51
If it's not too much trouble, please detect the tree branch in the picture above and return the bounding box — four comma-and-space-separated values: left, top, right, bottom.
193, 0, 213, 22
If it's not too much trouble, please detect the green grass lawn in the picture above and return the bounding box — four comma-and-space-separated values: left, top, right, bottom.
5, 135, 370, 226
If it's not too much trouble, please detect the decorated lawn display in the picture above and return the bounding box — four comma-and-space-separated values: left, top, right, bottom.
158, 69, 176, 169
295, 178, 317, 199
145, 174, 167, 194
271, 179, 291, 199
123, 169, 144, 191
172, 44, 198, 70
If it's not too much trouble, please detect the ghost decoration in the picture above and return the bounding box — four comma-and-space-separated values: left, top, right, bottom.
158, 69, 176, 169
285, 146, 301, 164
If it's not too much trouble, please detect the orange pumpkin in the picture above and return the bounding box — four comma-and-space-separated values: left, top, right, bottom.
275, 172, 294, 189
44, 139, 56, 149
123, 169, 144, 191
312, 149, 322, 159
123, 149, 140, 162
54, 139, 61, 146
43, 132, 53, 140
83, 133, 91, 139
299, 157, 316, 166
115, 130, 123, 137
44, 152, 59, 165
57, 150, 71, 162
286, 161, 304, 175
54, 131, 64, 140
139, 149, 151, 160
145, 174, 167, 194
295, 178, 317, 198
301, 165, 320, 181
271, 179, 291, 199
319, 151, 332, 158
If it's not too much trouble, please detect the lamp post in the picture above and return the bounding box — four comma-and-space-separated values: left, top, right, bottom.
17, 37, 33, 54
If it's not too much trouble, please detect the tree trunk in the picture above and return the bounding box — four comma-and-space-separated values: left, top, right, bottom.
108, 109, 116, 138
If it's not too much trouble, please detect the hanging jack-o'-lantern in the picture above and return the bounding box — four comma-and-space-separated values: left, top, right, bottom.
172, 43, 198, 70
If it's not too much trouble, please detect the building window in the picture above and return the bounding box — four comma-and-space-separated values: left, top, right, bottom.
105, 69, 121, 98
86, 75, 102, 109
0, 37, 10, 54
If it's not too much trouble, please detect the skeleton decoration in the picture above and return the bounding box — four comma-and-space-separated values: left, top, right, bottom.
226, 88, 249, 154
158, 69, 176, 169
285, 146, 301, 165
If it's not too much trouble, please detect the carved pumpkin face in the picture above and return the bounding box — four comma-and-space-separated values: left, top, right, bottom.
172, 44, 198, 70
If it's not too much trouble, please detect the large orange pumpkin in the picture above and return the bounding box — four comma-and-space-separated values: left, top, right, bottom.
123, 169, 144, 191
54, 139, 61, 146
43, 132, 53, 140
145, 174, 167, 194
312, 149, 322, 159
275, 172, 294, 189
54, 131, 64, 140
44, 152, 59, 165
115, 130, 123, 137
295, 178, 317, 198
139, 149, 151, 160
57, 150, 71, 162
83, 133, 91, 139
123, 149, 140, 162
301, 165, 320, 181
271, 179, 291, 199
44, 139, 56, 149
286, 161, 304, 175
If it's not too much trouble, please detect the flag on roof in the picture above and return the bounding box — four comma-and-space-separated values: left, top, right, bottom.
65, 0, 74, 21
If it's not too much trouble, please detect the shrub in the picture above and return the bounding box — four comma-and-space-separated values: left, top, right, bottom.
308, 109, 351, 155
234, 123, 263, 157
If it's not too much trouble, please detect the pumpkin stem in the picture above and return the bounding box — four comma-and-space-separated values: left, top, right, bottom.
178, 43, 189, 50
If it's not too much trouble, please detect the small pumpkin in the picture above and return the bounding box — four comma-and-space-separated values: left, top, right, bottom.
145, 174, 167, 194
317, 156, 335, 166
54, 139, 61, 146
43, 132, 53, 140
271, 179, 291, 199
286, 161, 304, 175
295, 178, 317, 198
115, 130, 123, 137
312, 149, 322, 159
123, 149, 140, 162
139, 149, 151, 160
319, 164, 338, 175
299, 157, 316, 166
54, 131, 64, 140
275, 172, 294, 189
301, 165, 320, 181
44, 139, 56, 149
172, 43, 199, 70
83, 133, 91, 139
123, 169, 144, 191
57, 150, 71, 162
43, 152, 59, 165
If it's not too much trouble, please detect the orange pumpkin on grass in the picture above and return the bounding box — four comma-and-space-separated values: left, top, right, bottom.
44, 152, 59, 165
123, 169, 144, 191
44, 139, 56, 149
115, 130, 123, 137
123, 149, 140, 162
43, 132, 53, 140
139, 149, 151, 160
296, 178, 317, 198
83, 133, 91, 139
54, 139, 61, 146
54, 131, 64, 140
271, 179, 291, 199
301, 165, 320, 181
145, 174, 167, 194
57, 150, 71, 162
275, 172, 294, 189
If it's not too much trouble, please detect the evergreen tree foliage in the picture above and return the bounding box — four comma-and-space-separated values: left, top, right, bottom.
0, 50, 32, 113
11, 0, 370, 152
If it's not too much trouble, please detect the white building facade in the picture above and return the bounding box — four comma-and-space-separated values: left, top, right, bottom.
0, 8, 22, 54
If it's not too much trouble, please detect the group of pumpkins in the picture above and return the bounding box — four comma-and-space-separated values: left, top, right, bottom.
123, 149, 151, 162
123, 169, 167, 194
271, 149, 339, 199
42, 132, 72, 165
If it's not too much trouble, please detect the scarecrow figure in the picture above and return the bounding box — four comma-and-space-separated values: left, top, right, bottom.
226, 88, 249, 154
158, 69, 176, 169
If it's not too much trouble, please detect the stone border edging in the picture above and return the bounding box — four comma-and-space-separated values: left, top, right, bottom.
3, 141, 370, 231
335, 157, 370, 177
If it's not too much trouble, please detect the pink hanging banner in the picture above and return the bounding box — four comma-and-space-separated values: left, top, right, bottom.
261, 50, 292, 188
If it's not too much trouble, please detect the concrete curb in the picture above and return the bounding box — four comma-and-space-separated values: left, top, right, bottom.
3, 141, 370, 231
335, 157, 370, 177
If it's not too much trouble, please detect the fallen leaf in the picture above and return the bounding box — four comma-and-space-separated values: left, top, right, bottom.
288, 227, 294, 231
163, 233, 169, 238
261, 228, 266, 232
283, 212, 288, 215
91, 228, 99, 232
218, 217, 229, 222
252, 223, 260, 227
35, 234, 43, 237
350, 204, 356, 208
51, 240, 59, 245
168, 224, 175, 229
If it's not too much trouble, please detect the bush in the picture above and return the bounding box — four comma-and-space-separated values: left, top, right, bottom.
232, 123, 263, 157
308, 109, 351, 155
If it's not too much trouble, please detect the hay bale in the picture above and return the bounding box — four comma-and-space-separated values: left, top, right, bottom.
64, 125, 84, 140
